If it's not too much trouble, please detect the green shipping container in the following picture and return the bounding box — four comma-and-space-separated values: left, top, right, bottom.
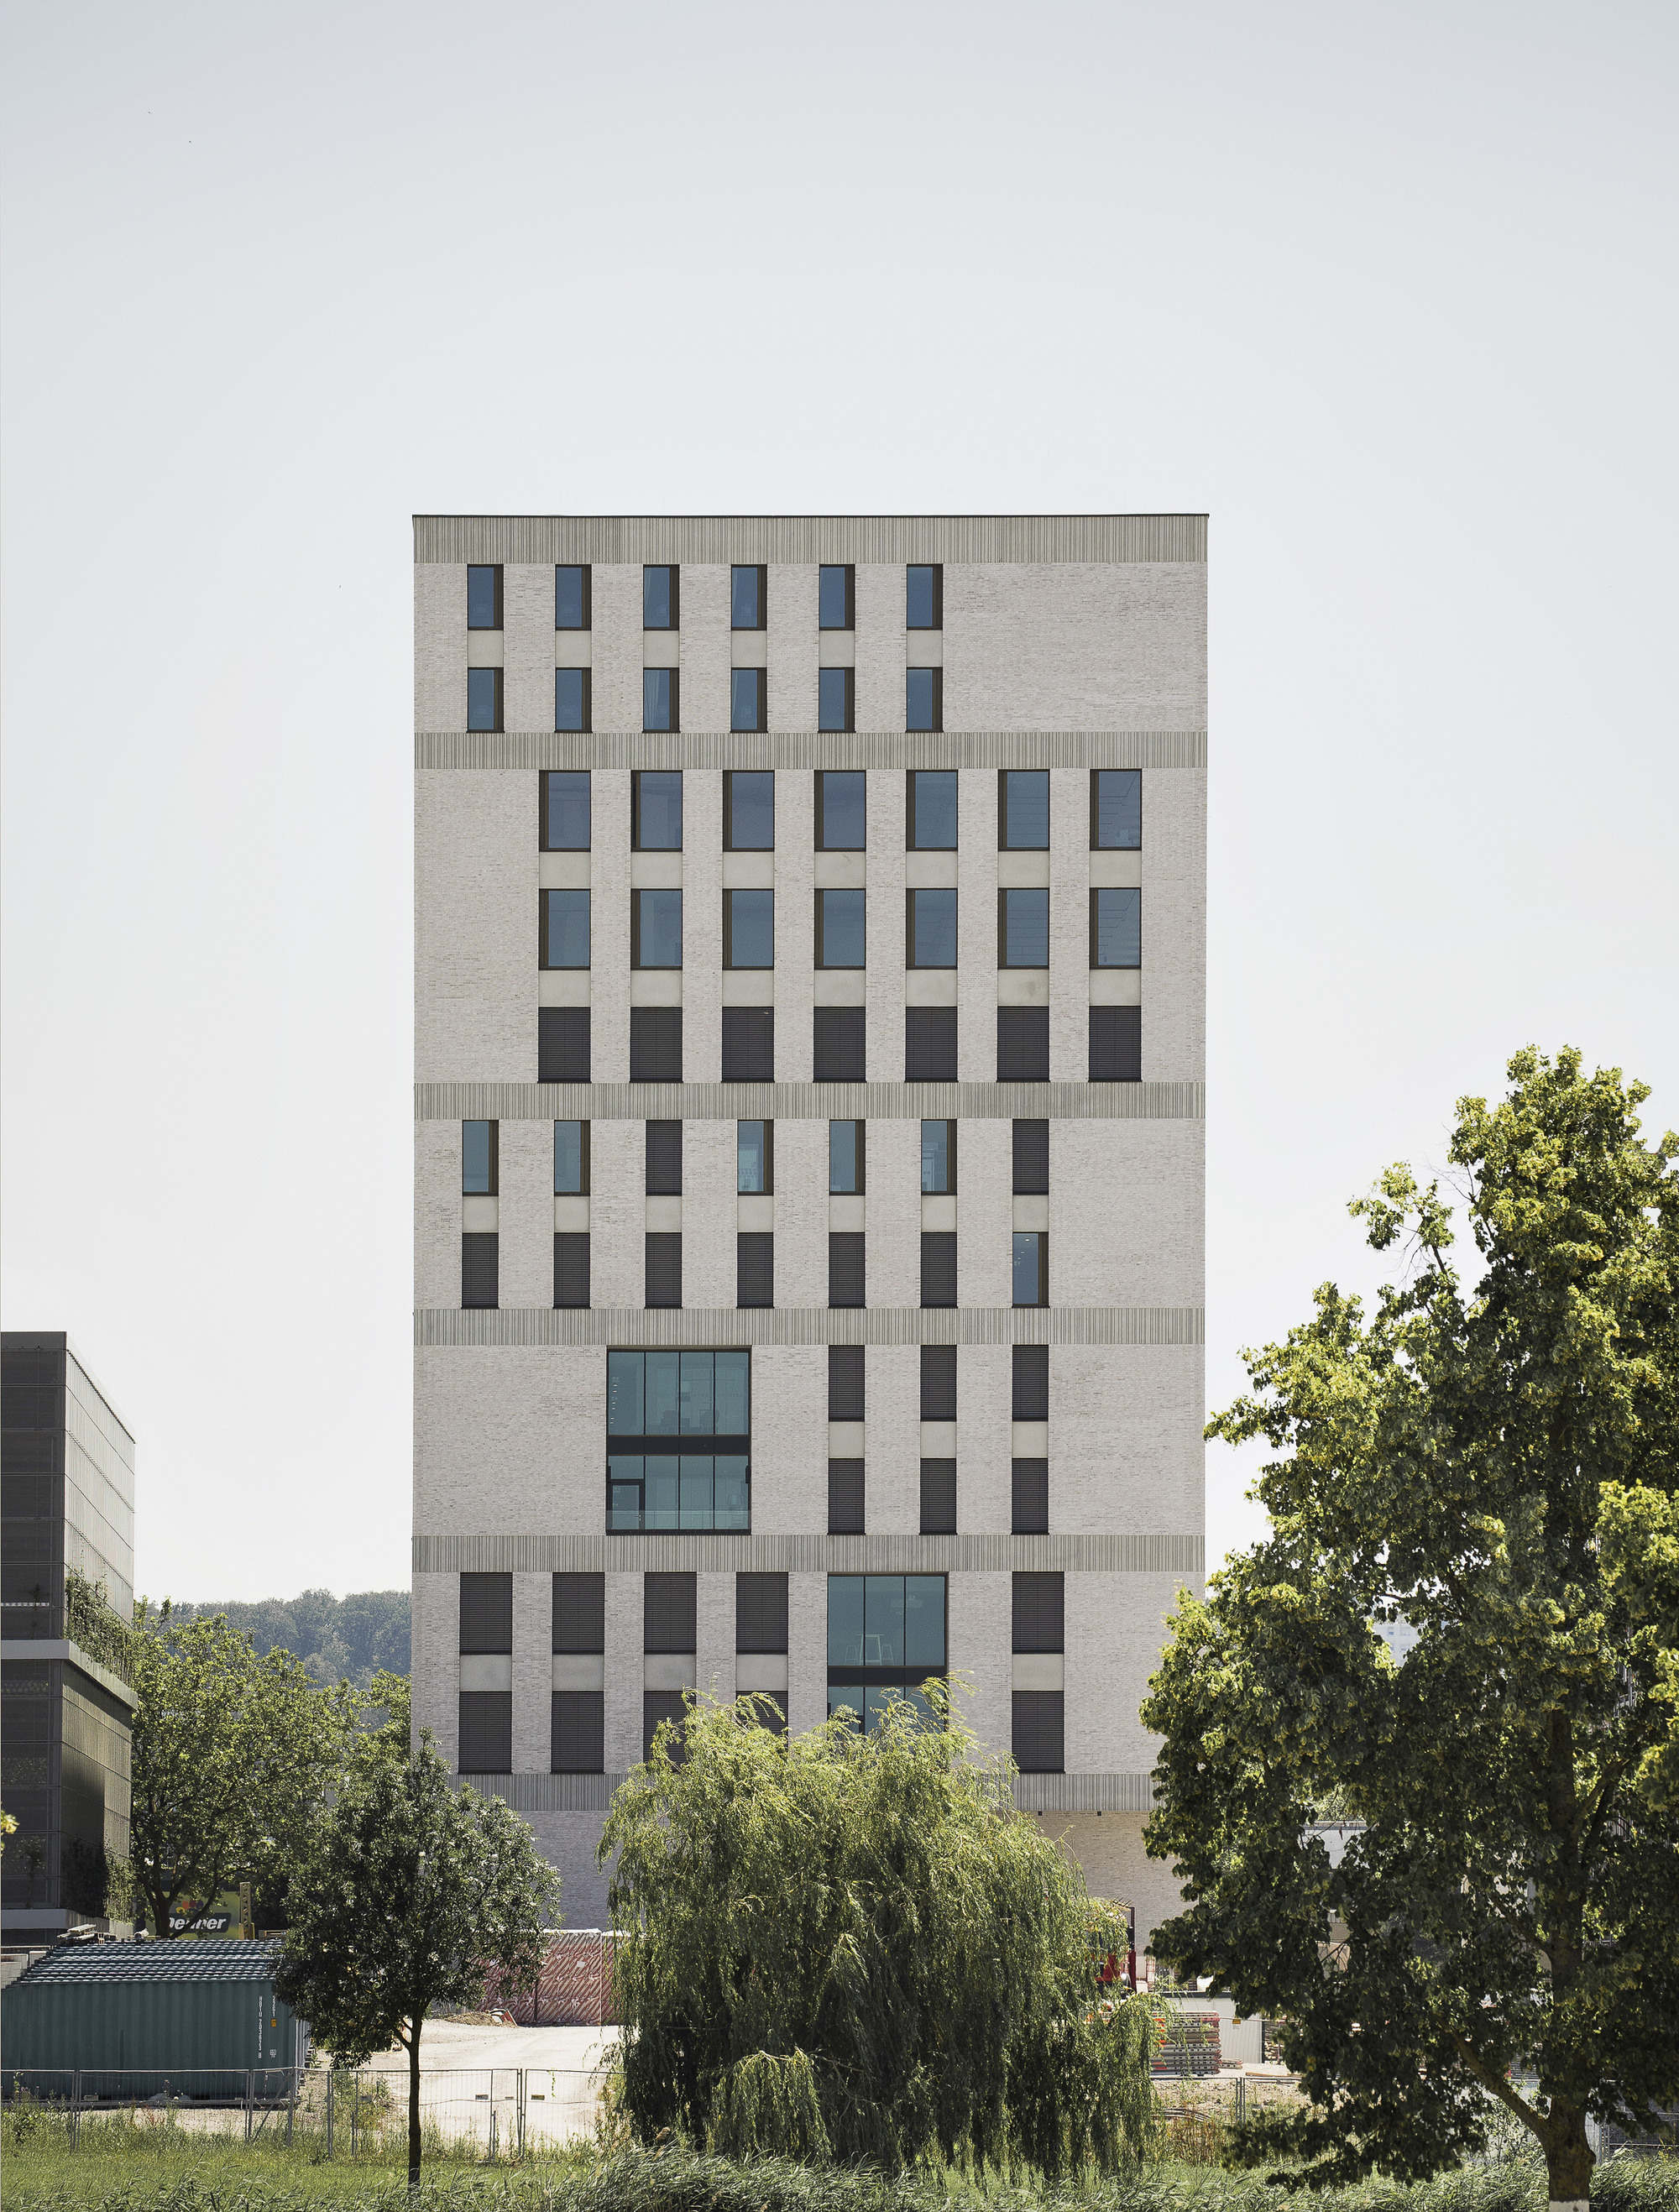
1, 1939, 308, 2101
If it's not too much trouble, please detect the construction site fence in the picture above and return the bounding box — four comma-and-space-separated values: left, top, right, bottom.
3, 2067, 614, 2156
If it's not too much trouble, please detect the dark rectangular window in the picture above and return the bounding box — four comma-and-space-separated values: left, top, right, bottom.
1012, 1119, 1049, 1193
815, 770, 866, 850
463, 1119, 498, 1194
829, 1117, 866, 1191
919, 1460, 957, 1535
461, 1571, 513, 1652
554, 667, 592, 732
645, 1121, 683, 1194
819, 666, 854, 731
541, 887, 590, 968
555, 565, 591, 630
645, 1571, 697, 1652
724, 889, 773, 968
1012, 1458, 1049, 1534
731, 667, 766, 732
722, 1007, 774, 1081
462, 1233, 498, 1309
467, 666, 502, 732
813, 1007, 866, 1081
552, 1693, 603, 1774
828, 1458, 865, 1533
630, 1007, 683, 1081
1012, 1344, 1049, 1422
737, 1119, 772, 1193
632, 888, 683, 967
829, 1344, 865, 1421
643, 1691, 687, 1764
997, 1007, 1049, 1080
906, 887, 956, 967
999, 770, 1049, 850
921, 1232, 957, 1309
724, 770, 774, 850
539, 1007, 590, 1082
642, 667, 679, 732
1091, 768, 1141, 849
819, 564, 854, 629
543, 770, 591, 850
1013, 1232, 1049, 1307
921, 1118, 955, 1193
458, 1692, 511, 1773
555, 1120, 590, 1194
632, 770, 683, 850
907, 770, 958, 850
737, 1232, 774, 1308
829, 1232, 866, 1308
554, 1232, 590, 1308
607, 1349, 751, 1534
906, 564, 942, 630
1012, 1692, 1064, 1774
1013, 1571, 1064, 1651
730, 565, 766, 628
645, 1232, 682, 1308
737, 1571, 788, 1652
467, 565, 502, 630
553, 1571, 605, 1653
904, 1007, 956, 1081
1091, 887, 1142, 969
920, 1344, 957, 1421
1000, 886, 1049, 967
827, 1575, 946, 1731
1090, 1005, 1141, 1082
906, 667, 942, 732
815, 888, 866, 967
643, 565, 678, 630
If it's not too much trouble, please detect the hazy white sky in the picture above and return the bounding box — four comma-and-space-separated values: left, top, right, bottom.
3, 2, 1674, 1604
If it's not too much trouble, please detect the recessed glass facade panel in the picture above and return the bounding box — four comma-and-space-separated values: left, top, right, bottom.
826, 1574, 946, 1732
816, 771, 866, 850
908, 771, 958, 850
606, 1350, 751, 1533
1092, 886, 1142, 968
737, 1121, 769, 1194
555, 667, 589, 732
724, 889, 774, 969
1002, 770, 1049, 850
921, 1120, 954, 1194
467, 667, 500, 731
1093, 769, 1141, 849
462, 1121, 495, 1194
730, 566, 764, 628
555, 566, 589, 630
1013, 1231, 1048, 1306
731, 668, 765, 732
906, 667, 940, 732
643, 566, 677, 629
633, 888, 683, 968
906, 566, 941, 630
554, 1121, 587, 1194
725, 771, 774, 849
819, 565, 853, 629
544, 771, 591, 849
829, 1120, 863, 1194
907, 887, 957, 967
818, 667, 852, 732
634, 771, 683, 849
816, 888, 866, 968
467, 566, 500, 629
643, 668, 677, 732
542, 888, 591, 968
1002, 887, 1050, 967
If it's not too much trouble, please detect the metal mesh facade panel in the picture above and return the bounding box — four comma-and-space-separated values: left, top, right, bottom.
1012, 1344, 1050, 1421
537, 1007, 591, 1084
828, 1344, 865, 1420
721, 1007, 774, 1081
1012, 1690, 1064, 1773
920, 1345, 957, 1421
737, 1232, 774, 1309
552, 1572, 604, 1653
1012, 1571, 1064, 1652
458, 1691, 512, 1772
828, 1460, 865, 1535
459, 1571, 513, 1652
1012, 1119, 1049, 1194
645, 1233, 682, 1309
630, 1008, 683, 1082
921, 1232, 957, 1309
551, 1691, 604, 1774
904, 1007, 957, 1082
735, 1571, 788, 1653
919, 1460, 957, 1535
554, 1232, 590, 1309
643, 1572, 696, 1653
997, 1007, 1050, 1081
813, 1007, 866, 1082
1090, 1005, 1142, 1082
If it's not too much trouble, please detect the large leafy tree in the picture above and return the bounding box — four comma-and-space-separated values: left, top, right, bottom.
128, 1603, 364, 1937
275, 1715, 557, 2187
600, 1687, 1156, 2177
1143, 1048, 1679, 2206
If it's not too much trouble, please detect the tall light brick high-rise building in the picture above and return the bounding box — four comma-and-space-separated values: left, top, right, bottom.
412, 516, 1206, 1941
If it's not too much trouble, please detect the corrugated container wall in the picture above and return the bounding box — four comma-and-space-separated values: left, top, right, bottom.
2, 1957, 304, 2095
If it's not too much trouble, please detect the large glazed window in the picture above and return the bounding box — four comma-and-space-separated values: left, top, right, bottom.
607, 1350, 751, 1533
827, 1574, 946, 1732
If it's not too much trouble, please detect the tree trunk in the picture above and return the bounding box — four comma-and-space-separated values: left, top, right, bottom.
1545, 2105, 1593, 2211
408, 2018, 422, 2188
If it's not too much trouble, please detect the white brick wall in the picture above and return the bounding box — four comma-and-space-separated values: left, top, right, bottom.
416, 771, 532, 1085
945, 563, 1207, 732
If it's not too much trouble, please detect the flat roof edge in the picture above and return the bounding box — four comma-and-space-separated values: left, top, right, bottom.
412, 514, 1207, 565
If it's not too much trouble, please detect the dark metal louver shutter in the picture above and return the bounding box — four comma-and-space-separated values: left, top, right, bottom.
538, 1007, 591, 1083
554, 1232, 590, 1308
552, 1692, 604, 1774
460, 1571, 513, 1653
828, 1232, 866, 1308
461, 1233, 499, 1310
735, 1572, 788, 1654
828, 1458, 866, 1533
920, 1344, 957, 1420
1012, 1343, 1049, 1421
645, 1120, 683, 1193
1012, 1119, 1050, 1193
722, 1007, 774, 1081
736, 1232, 774, 1308
644, 1572, 696, 1653
1012, 1458, 1049, 1533
645, 1233, 682, 1308
552, 1572, 604, 1653
997, 1007, 1050, 1080
920, 1232, 957, 1308
904, 1007, 957, 1081
919, 1459, 957, 1534
828, 1344, 865, 1420
630, 1007, 683, 1082
643, 1691, 688, 1764
458, 1692, 512, 1773
1090, 1005, 1142, 1081
1012, 1571, 1064, 1652
1012, 1691, 1064, 1773
813, 1006, 866, 1082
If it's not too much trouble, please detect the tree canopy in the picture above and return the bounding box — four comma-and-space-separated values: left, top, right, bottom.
600, 1687, 1156, 2178
1143, 1048, 1679, 2205
275, 1719, 556, 2186
160, 1587, 410, 1686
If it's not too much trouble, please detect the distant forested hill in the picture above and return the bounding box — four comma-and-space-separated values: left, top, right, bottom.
161, 1588, 409, 1686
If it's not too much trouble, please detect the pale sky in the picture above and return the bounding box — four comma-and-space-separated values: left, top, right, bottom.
3, 2, 1674, 1604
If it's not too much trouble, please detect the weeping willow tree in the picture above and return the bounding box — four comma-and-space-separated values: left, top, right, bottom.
599, 1686, 1157, 2176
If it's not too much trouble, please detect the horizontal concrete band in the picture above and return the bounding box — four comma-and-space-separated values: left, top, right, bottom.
414, 515, 1206, 566
456, 1770, 1157, 1814
417, 1080, 1204, 1124
416, 1305, 1203, 1349
417, 729, 1206, 772
415, 1530, 1204, 1574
